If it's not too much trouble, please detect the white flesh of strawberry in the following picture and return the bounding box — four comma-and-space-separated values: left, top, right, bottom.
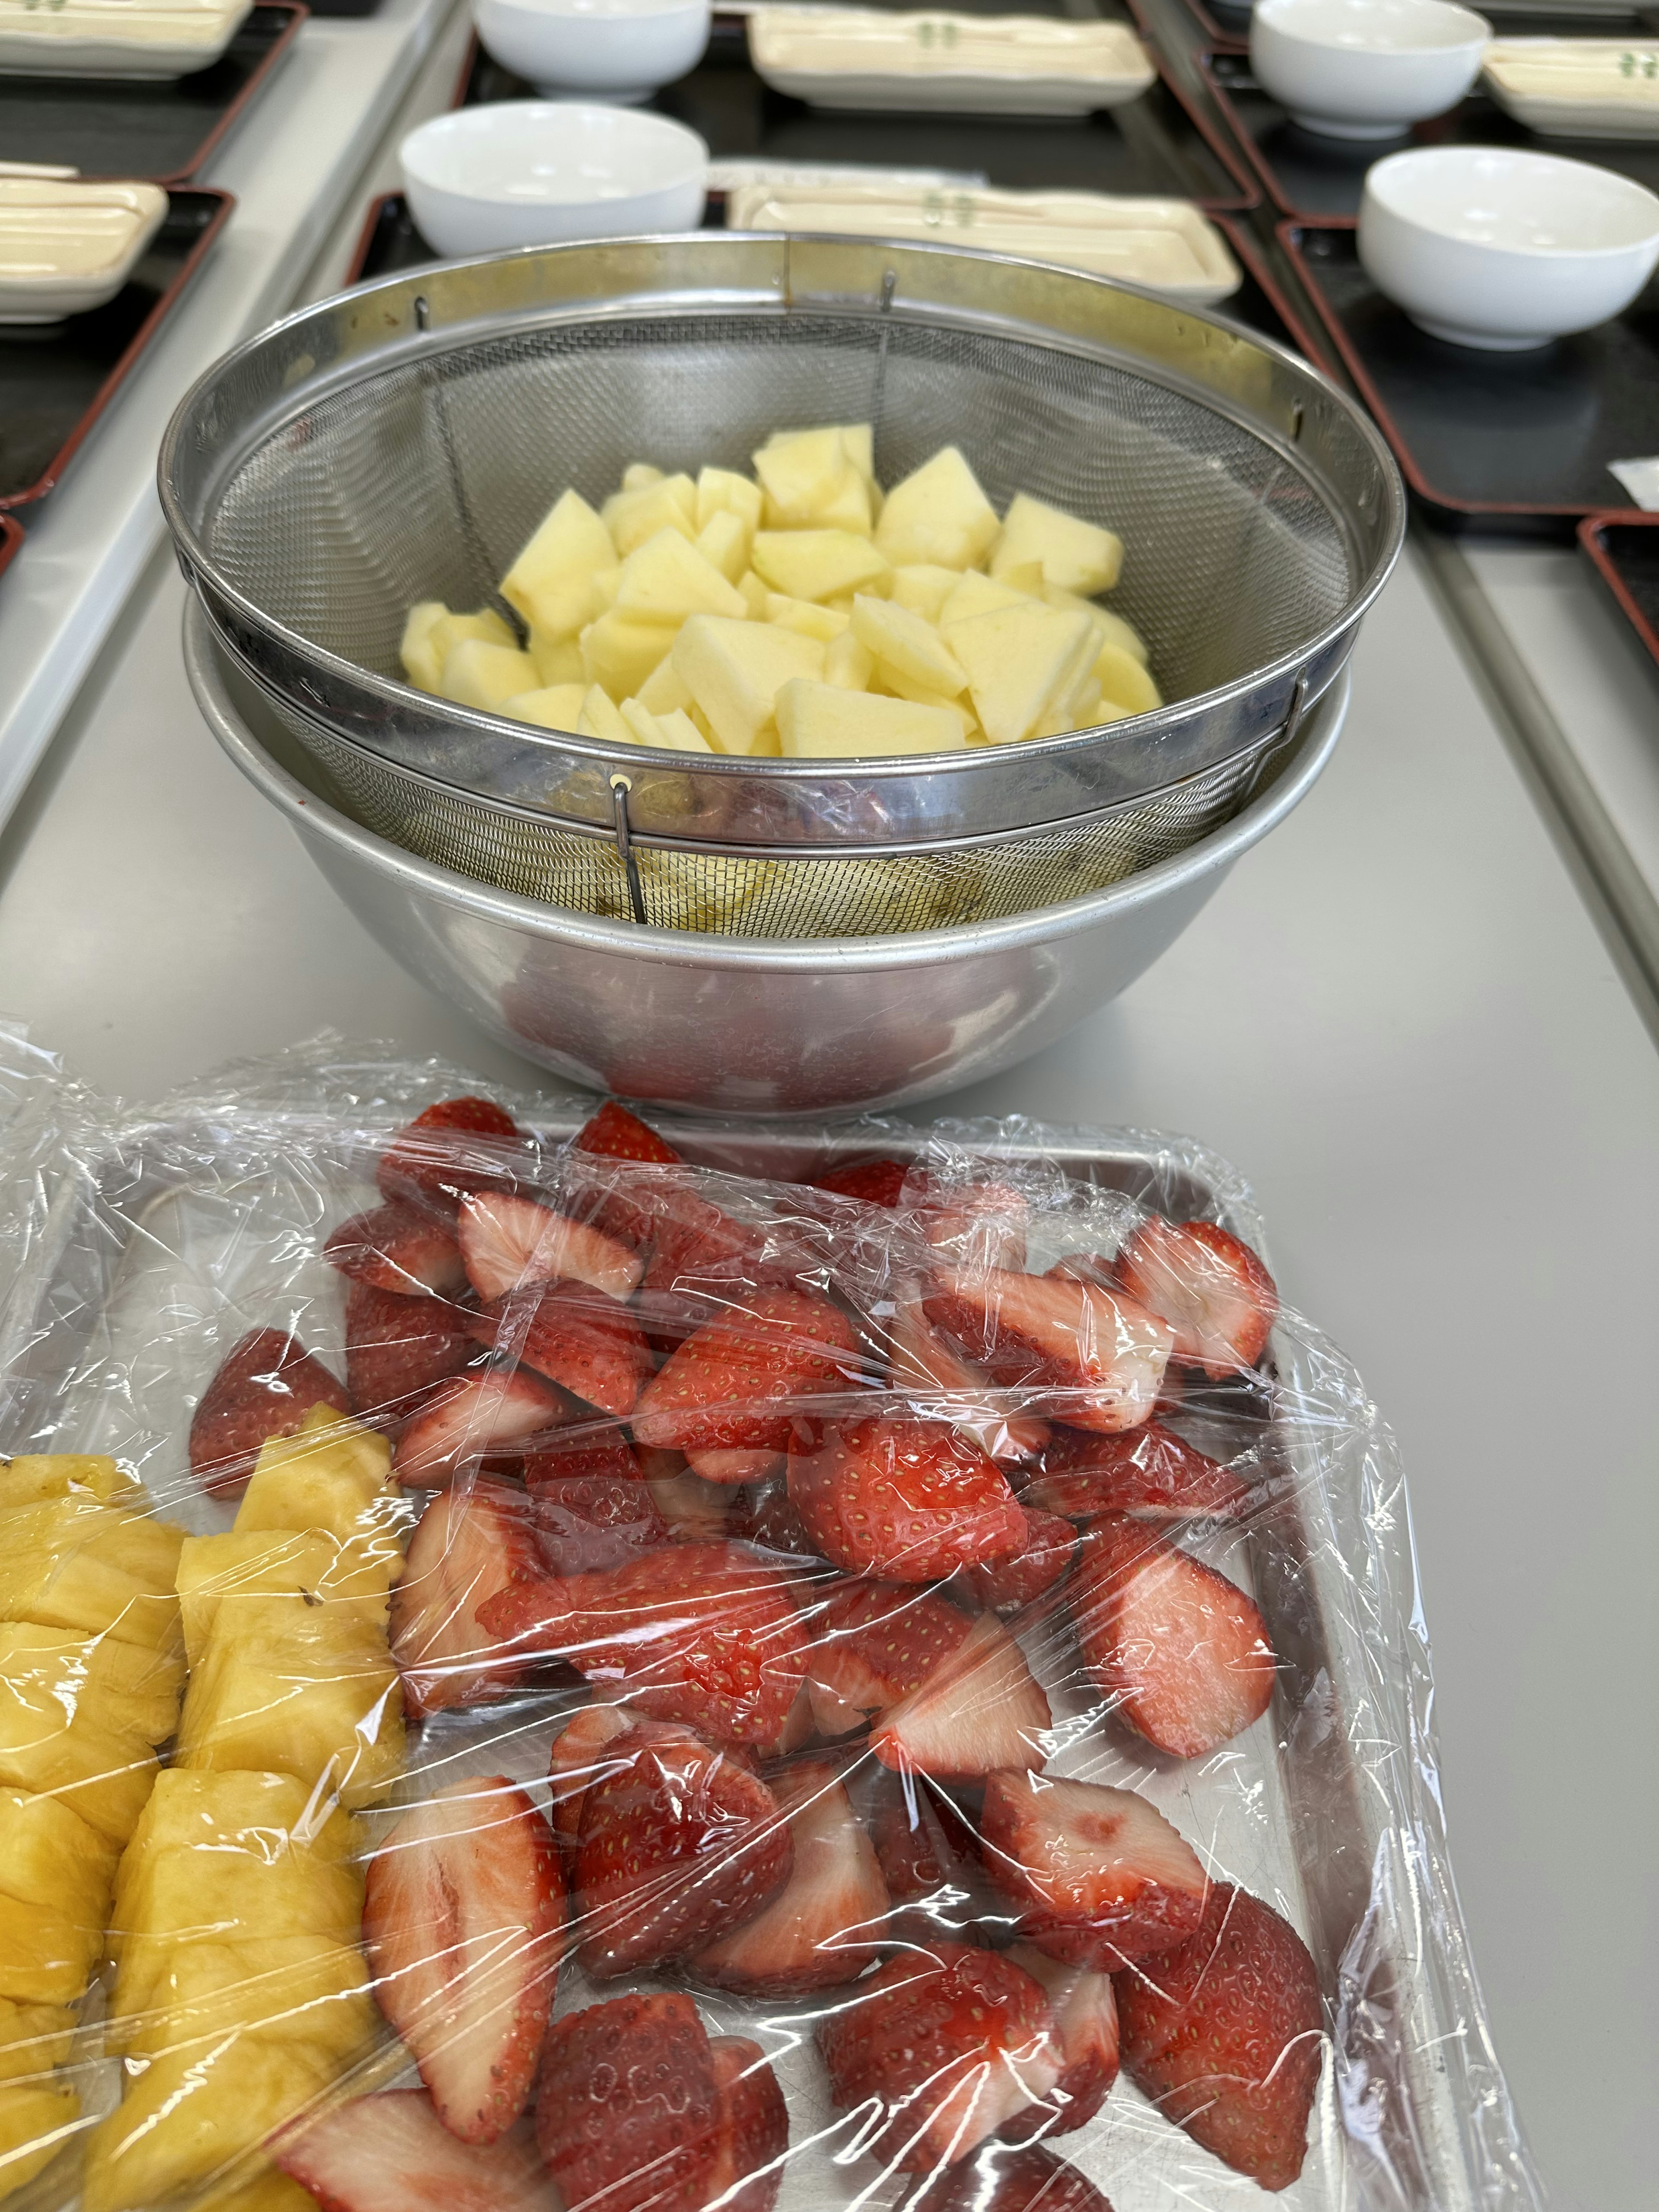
276, 2089, 559, 2212
888, 1285, 1049, 1463
871, 1614, 1050, 1777
934, 1268, 1173, 1433
990, 1772, 1206, 1912
458, 1192, 643, 1303
395, 1370, 567, 1485
1122, 1219, 1259, 1372
391, 1485, 532, 1713
547, 1701, 640, 1847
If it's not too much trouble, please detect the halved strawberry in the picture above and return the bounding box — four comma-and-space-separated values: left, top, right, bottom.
931, 2143, 1117, 2212
817, 1940, 1062, 2173
189, 1327, 345, 1497
1114, 1217, 1279, 1378
967, 1511, 1077, 1616
1069, 1514, 1277, 1758
1116, 1882, 1323, 2190
1024, 1421, 1255, 1524
466, 1283, 652, 1418
922, 1181, 1030, 1272
574, 1099, 682, 1164
275, 2088, 559, 2212
524, 1430, 641, 1487
531, 1471, 667, 1578
391, 1479, 545, 1716
925, 1269, 1173, 1437
324, 1202, 467, 1298
871, 1613, 1050, 1779
548, 1700, 642, 1848
638, 1187, 804, 1334
378, 1096, 528, 1216
788, 1414, 1027, 1583
705, 2038, 789, 2212
690, 1757, 890, 1996
980, 1770, 1208, 1969
888, 1285, 1052, 1465
458, 1192, 642, 1305
537, 1992, 720, 2212
632, 1289, 863, 1484
871, 1773, 1003, 1946
798, 1579, 974, 1737
812, 1157, 913, 1207
362, 1777, 565, 2144
1003, 1945, 1120, 2140
394, 1369, 568, 1488
573, 1720, 792, 1978
728, 1478, 820, 1562
345, 1281, 475, 1427
475, 1541, 808, 1747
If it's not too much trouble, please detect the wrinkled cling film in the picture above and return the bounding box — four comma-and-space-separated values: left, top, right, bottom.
0, 1029, 1545, 2212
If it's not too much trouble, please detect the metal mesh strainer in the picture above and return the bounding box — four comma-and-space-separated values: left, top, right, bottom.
162, 235, 1402, 939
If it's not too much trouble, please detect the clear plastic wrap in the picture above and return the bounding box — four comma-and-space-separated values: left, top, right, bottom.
0, 1033, 1545, 2212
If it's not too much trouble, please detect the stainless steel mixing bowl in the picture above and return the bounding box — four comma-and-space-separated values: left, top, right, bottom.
186, 595, 1349, 1116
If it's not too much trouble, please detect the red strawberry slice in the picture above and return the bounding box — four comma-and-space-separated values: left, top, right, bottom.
646, 1467, 734, 1543
817, 1940, 1062, 2173
574, 1099, 683, 1164
524, 1430, 640, 1486
1003, 1945, 1120, 2140
1116, 1882, 1323, 2191
812, 1157, 913, 1207
362, 1777, 565, 2144
548, 1700, 642, 1849
888, 1286, 1051, 1465
798, 1579, 974, 1737
871, 1613, 1050, 1780
573, 1720, 792, 1977
345, 1281, 475, 1427
378, 1096, 528, 1216
925, 1270, 1173, 1437
390, 1478, 545, 1716
1069, 1514, 1276, 1759
931, 2143, 1117, 2212
690, 1757, 890, 1996
324, 1202, 468, 1299
465, 1283, 652, 1418
475, 1541, 808, 1747
788, 1414, 1027, 1583
531, 1471, 667, 1577
275, 2088, 559, 2212
394, 1369, 568, 1488
458, 1192, 642, 1305
1114, 1217, 1279, 1378
967, 1511, 1077, 1616
871, 1773, 1002, 1946
923, 1181, 1030, 1271
632, 1289, 862, 1484
704, 2038, 788, 2212
637, 1188, 808, 1341
1024, 1421, 1255, 1524
189, 1327, 345, 1497
537, 1992, 720, 2212
980, 1770, 1208, 1970
728, 1478, 820, 1562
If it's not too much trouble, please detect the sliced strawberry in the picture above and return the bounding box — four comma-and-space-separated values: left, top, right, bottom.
275, 2088, 559, 2212
391, 1479, 544, 1716
524, 1430, 641, 1486
324, 1202, 467, 1298
817, 1940, 1062, 2173
888, 1285, 1051, 1465
798, 1579, 974, 1737
1025, 1421, 1255, 1524
1069, 1514, 1276, 1758
1003, 1945, 1120, 2140
378, 1096, 528, 1216
981, 1770, 1208, 1970
931, 2143, 1117, 2212
788, 1414, 1027, 1582
925, 1269, 1172, 1436
690, 1757, 890, 1996
646, 1467, 734, 1542
871, 1613, 1050, 1779
923, 1181, 1030, 1271
575, 1099, 683, 1163
1114, 1217, 1279, 1378
638, 1187, 802, 1336
476, 1540, 808, 1747
189, 1326, 345, 1497
812, 1157, 912, 1207
346, 1280, 475, 1427
458, 1191, 642, 1305
872, 1773, 1003, 1945
362, 1777, 565, 2144
1116, 1882, 1323, 2190
704, 2038, 788, 2212
548, 1700, 642, 1849
394, 1369, 568, 1488
632, 1289, 862, 1484
574, 1721, 792, 1977
728, 1478, 820, 1562
967, 1511, 1077, 1616
538, 1992, 721, 2212
531, 1472, 667, 1577
466, 1283, 652, 1417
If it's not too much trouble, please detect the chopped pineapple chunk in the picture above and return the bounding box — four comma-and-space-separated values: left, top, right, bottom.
0, 1457, 137, 1509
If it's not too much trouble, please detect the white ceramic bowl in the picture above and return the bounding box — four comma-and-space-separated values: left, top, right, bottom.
1359, 143, 1659, 347
473, 0, 709, 101
400, 102, 709, 255
1251, 0, 1489, 137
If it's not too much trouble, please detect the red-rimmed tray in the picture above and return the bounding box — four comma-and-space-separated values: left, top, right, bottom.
1278, 216, 1659, 536
0, 514, 22, 584
0, 188, 234, 513
0, 2, 305, 187
1580, 510, 1659, 669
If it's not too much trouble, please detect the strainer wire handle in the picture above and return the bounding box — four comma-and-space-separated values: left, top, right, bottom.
414, 293, 529, 648
610, 775, 647, 925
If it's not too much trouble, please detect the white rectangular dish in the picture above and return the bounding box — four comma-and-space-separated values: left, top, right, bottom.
1483, 37, 1659, 137
725, 178, 1243, 302
0, 178, 168, 324
0, 0, 252, 80
747, 8, 1158, 116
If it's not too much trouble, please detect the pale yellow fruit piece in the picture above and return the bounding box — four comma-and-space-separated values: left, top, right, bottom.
874, 669, 977, 736
839, 423, 876, 483
502, 488, 616, 639
851, 593, 967, 696
529, 630, 585, 686
504, 682, 587, 733
177, 1532, 389, 1670
811, 470, 874, 536
944, 602, 1094, 746
0, 2001, 73, 2086
939, 570, 1031, 628
737, 569, 769, 619
0, 1789, 116, 1919
0, 1698, 156, 1847
0, 1457, 136, 1508
1041, 583, 1148, 665
0, 2080, 79, 2199
998, 560, 1047, 596
580, 610, 677, 699
398, 602, 448, 693
750, 531, 890, 603
823, 633, 874, 691
119, 1938, 373, 2064
696, 466, 763, 535
875, 446, 998, 570
616, 527, 747, 623
0, 1624, 183, 1747
417, 610, 515, 699
235, 1410, 403, 1583
776, 680, 968, 760
590, 565, 622, 612
577, 685, 629, 744
992, 490, 1123, 595
603, 474, 696, 556
439, 638, 538, 714
619, 701, 712, 754
86, 1511, 186, 1599
82, 2039, 337, 2212
0, 1888, 105, 2007
753, 426, 852, 527
672, 617, 825, 756
623, 462, 664, 492
888, 565, 961, 622
636, 657, 693, 715
695, 509, 750, 584
1094, 640, 1163, 715
118, 1772, 356, 1891
0, 1498, 183, 1650
765, 594, 848, 642
113, 1847, 364, 1983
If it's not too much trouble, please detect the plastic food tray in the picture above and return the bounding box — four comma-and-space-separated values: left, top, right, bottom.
1579, 508, 1659, 667
0, 3, 305, 188
0, 188, 233, 513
